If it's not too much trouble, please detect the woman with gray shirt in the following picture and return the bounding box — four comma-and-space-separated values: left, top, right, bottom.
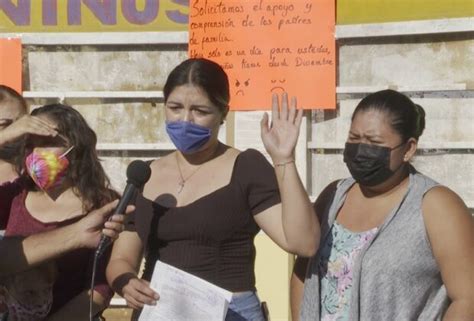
291, 90, 473, 321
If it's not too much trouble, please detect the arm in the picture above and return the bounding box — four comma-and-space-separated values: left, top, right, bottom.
289, 180, 338, 320
45, 290, 106, 321
291, 256, 309, 321
422, 186, 474, 321
0, 201, 130, 276
106, 231, 159, 309
256, 93, 320, 256
0, 114, 58, 146
0, 114, 67, 273
0, 224, 80, 276
254, 162, 318, 257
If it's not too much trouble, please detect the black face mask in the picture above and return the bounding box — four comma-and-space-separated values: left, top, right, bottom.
343, 142, 405, 186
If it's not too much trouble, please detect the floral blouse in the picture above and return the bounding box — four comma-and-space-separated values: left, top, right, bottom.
319, 222, 378, 321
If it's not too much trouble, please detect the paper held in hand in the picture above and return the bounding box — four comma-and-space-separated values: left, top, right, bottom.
138, 261, 233, 321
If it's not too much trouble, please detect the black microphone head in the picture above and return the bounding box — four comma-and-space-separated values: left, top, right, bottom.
126, 160, 152, 188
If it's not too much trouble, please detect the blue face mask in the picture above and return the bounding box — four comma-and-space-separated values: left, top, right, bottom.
165, 121, 212, 154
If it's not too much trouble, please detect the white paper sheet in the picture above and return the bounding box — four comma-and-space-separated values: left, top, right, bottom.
138, 261, 233, 321
234, 111, 269, 158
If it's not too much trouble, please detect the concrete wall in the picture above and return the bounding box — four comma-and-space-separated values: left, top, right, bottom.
26, 45, 187, 189
311, 35, 474, 209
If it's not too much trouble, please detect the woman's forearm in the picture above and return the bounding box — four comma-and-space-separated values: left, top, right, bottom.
275, 162, 320, 256
290, 257, 309, 321
290, 271, 305, 321
106, 259, 139, 296
0, 225, 80, 277
106, 231, 144, 296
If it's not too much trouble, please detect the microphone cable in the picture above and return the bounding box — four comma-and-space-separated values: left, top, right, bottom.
89, 251, 99, 321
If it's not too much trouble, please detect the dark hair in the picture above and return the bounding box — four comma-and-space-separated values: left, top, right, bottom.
16, 104, 118, 212
352, 89, 425, 141
0, 85, 28, 114
163, 58, 230, 114
0, 85, 28, 162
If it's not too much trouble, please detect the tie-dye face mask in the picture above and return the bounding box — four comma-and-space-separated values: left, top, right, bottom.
25, 146, 74, 192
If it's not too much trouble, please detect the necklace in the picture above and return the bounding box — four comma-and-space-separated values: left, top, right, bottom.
175, 154, 203, 194
175, 144, 221, 194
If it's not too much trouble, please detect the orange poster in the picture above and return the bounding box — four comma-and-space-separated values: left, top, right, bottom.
189, 0, 336, 110
0, 38, 22, 93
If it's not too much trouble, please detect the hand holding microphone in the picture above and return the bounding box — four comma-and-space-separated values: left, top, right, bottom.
95, 160, 152, 257
70, 160, 151, 251
88, 161, 152, 321
72, 200, 126, 250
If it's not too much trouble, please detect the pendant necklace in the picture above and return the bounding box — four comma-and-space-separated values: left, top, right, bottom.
175, 144, 221, 194
176, 154, 203, 194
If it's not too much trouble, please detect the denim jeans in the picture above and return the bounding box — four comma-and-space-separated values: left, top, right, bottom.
225, 291, 266, 321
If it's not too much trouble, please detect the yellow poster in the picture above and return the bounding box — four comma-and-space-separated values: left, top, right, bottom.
338, 0, 474, 24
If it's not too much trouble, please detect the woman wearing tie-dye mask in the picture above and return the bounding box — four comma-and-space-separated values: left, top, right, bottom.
0, 104, 132, 320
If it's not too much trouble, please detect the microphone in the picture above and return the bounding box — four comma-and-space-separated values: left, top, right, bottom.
95, 160, 152, 257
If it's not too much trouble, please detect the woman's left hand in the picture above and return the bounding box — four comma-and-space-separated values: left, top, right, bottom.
261, 93, 303, 163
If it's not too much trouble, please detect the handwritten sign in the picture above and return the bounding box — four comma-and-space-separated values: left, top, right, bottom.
0, 0, 188, 32
189, 0, 336, 110
0, 38, 22, 93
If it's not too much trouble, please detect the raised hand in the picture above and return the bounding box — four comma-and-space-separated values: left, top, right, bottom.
0, 115, 58, 146
261, 93, 303, 164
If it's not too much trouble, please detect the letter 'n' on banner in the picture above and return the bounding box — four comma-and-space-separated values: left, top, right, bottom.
0, 38, 22, 93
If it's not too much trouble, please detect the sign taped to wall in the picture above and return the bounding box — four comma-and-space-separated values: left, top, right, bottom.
188, 0, 336, 110
0, 38, 22, 93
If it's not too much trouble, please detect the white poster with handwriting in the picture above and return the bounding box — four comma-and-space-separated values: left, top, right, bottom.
139, 261, 233, 321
